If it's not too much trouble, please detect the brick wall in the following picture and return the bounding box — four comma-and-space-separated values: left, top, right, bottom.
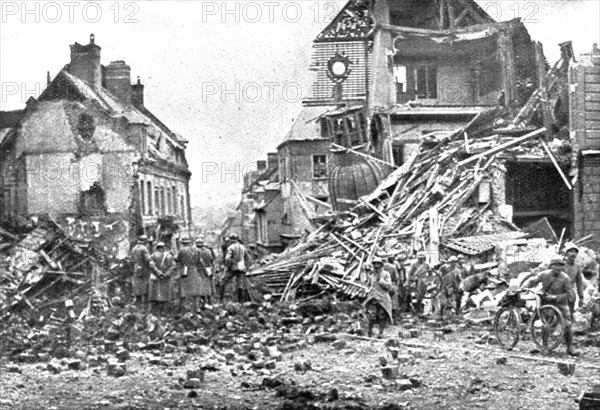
570, 44, 600, 250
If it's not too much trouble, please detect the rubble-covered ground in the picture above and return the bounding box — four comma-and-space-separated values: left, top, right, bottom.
1, 300, 599, 410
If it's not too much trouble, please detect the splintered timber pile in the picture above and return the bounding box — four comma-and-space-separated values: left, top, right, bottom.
248, 46, 576, 301
0, 221, 110, 320
249, 128, 546, 302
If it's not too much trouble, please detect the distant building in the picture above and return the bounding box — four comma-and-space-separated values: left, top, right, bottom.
0, 34, 192, 258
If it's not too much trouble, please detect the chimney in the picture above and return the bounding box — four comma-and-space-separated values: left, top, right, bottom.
267, 153, 278, 172
105, 60, 132, 104
68, 34, 101, 90
131, 76, 144, 108
257, 160, 267, 172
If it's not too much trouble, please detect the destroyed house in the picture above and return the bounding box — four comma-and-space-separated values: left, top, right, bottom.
238, 1, 599, 255
297, 0, 600, 244
0, 35, 192, 257
305, 0, 537, 152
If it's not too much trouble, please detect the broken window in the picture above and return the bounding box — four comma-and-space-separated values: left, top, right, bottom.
155, 188, 160, 217
140, 180, 146, 215
392, 143, 404, 166
167, 189, 172, 215
313, 155, 328, 179
147, 181, 153, 215
478, 61, 501, 97
77, 113, 96, 141
333, 118, 345, 146
80, 182, 107, 217
172, 186, 178, 215
415, 65, 437, 99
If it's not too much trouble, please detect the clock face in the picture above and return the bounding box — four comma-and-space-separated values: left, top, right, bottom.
331, 61, 348, 76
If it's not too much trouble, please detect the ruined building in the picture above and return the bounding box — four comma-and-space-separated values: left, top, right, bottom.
0, 35, 192, 258
236, 0, 599, 254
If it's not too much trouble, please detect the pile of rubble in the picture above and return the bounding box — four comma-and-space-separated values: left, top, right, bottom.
0, 295, 369, 376
247, 48, 593, 306
0, 220, 114, 320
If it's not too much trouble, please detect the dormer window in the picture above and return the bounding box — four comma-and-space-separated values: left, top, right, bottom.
77, 113, 95, 140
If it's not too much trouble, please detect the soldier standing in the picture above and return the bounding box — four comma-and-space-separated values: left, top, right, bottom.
436, 256, 462, 320
395, 252, 409, 312
522, 257, 579, 356
364, 257, 394, 338
407, 252, 430, 314
149, 242, 174, 315
383, 255, 400, 319
174, 237, 203, 313
196, 238, 216, 307
129, 235, 156, 311
563, 243, 584, 317
221, 234, 250, 303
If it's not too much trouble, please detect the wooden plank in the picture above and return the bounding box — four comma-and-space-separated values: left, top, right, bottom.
0, 226, 19, 240
457, 128, 546, 166
39, 250, 59, 270
535, 42, 554, 140
540, 139, 573, 190
360, 198, 389, 224
331, 143, 396, 168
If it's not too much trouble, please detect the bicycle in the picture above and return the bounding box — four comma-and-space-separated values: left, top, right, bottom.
494, 288, 565, 351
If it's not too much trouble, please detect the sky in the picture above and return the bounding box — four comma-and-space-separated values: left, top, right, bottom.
1, 0, 599, 213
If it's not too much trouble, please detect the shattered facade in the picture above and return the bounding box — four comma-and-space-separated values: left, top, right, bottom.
571, 45, 600, 249
0, 35, 192, 257
238, 0, 599, 255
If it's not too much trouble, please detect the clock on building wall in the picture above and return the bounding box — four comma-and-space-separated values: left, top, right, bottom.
327, 52, 351, 82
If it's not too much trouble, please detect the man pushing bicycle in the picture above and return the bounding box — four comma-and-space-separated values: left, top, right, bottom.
521, 257, 579, 356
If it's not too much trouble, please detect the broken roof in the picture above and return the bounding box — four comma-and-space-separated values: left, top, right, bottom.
277, 106, 336, 148
380, 105, 489, 117
39, 70, 186, 150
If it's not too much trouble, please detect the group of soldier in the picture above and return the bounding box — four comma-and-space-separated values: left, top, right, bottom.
363, 251, 471, 338
363, 243, 595, 356
127, 233, 250, 314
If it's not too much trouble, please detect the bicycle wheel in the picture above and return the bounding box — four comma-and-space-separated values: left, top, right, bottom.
416, 270, 442, 299
494, 307, 521, 350
530, 305, 564, 351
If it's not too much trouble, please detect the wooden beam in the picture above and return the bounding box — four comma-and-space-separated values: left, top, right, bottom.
305, 195, 332, 210
447, 1, 457, 28
454, 6, 471, 27
0, 226, 19, 240
540, 139, 573, 190
439, 0, 447, 30
535, 42, 554, 140
458, 128, 546, 166
380, 23, 449, 37
331, 143, 397, 168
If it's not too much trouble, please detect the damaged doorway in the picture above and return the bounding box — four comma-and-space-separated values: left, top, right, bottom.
505, 161, 572, 239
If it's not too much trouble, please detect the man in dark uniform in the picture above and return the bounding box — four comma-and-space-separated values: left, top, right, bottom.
221, 234, 250, 303
196, 238, 215, 307
436, 256, 462, 319
129, 235, 156, 310
563, 243, 584, 318
522, 257, 579, 356
407, 252, 430, 314
174, 237, 203, 313
383, 255, 399, 319
364, 257, 393, 338
149, 242, 174, 315
395, 252, 409, 312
